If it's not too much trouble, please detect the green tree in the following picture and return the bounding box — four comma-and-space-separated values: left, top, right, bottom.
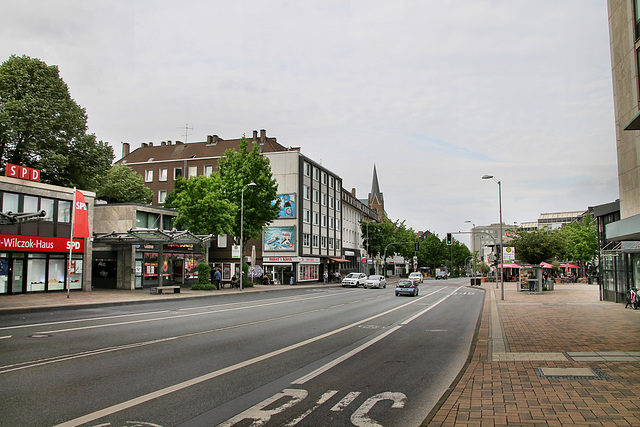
360, 217, 397, 258
164, 175, 236, 236
96, 164, 153, 204
509, 227, 563, 265
0, 55, 113, 190
216, 136, 280, 245
559, 214, 598, 263
417, 233, 447, 270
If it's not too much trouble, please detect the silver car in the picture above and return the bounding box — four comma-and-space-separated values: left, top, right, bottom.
365, 275, 386, 289
342, 272, 367, 287
408, 272, 423, 284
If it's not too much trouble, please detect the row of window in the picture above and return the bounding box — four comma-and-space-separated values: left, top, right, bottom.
2, 192, 72, 223
302, 210, 341, 229
303, 162, 339, 189
302, 185, 341, 210
302, 233, 341, 250
145, 165, 214, 183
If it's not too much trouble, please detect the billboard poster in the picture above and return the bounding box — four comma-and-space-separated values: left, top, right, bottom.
274, 194, 295, 218
264, 226, 295, 251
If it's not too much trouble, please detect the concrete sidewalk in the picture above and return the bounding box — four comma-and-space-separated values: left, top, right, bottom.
426, 282, 640, 426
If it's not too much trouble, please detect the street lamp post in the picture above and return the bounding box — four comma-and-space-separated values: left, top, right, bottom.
240, 182, 256, 291
482, 175, 504, 301
465, 221, 476, 281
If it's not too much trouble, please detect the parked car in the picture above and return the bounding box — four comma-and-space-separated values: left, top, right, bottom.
396, 279, 419, 297
408, 272, 423, 284
365, 275, 386, 289
342, 272, 367, 287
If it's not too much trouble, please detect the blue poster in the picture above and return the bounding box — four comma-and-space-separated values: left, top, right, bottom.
264, 226, 296, 251
274, 194, 295, 218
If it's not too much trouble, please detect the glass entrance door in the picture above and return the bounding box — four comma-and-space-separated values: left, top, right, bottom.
12, 259, 24, 294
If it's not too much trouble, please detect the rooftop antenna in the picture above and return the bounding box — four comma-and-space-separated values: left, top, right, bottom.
178, 123, 194, 143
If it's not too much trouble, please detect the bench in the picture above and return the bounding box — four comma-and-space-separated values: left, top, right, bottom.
150, 286, 181, 295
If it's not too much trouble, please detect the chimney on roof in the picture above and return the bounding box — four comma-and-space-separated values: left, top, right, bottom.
207, 135, 220, 145
122, 142, 130, 158
260, 129, 266, 145
253, 130, 258, 143
167, 140, 171, 145
175, 140, 184, 145
161, 141, 166, 146
352, 188, 357, 197
141, 143, 148, 148
149, 142, 153, 147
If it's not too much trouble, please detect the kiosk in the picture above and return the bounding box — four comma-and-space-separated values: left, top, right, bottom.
518, 265, 543, 293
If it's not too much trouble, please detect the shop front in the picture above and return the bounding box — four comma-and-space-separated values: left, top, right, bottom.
263, 256, 320, 285
93, 229, 212, 290
0, 235, 85, 293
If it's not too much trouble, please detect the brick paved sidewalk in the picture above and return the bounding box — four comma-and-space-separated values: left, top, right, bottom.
425, 282, 640, 426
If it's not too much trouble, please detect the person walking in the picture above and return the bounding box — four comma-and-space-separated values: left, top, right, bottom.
213, 268, 222, 290
324, 271, 328, 285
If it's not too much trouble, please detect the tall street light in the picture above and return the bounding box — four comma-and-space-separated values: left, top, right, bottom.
240, 182, 256, 291
482, 175, 504, 301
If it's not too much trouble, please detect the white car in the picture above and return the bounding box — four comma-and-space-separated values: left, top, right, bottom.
365, 275, 386, 289
408, 272, 423, 284
342, 272, 367, 287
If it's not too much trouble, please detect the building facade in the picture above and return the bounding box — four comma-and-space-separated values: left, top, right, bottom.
603, 1, 640, 301
342, 187, 380, 274
0, 174, 94, 294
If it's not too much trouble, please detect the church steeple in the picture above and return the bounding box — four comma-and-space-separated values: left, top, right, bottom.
368, 164, 384, 219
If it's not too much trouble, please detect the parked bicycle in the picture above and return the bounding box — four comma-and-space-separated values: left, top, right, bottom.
625, 287, 639, 310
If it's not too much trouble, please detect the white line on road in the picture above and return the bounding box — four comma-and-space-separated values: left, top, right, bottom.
54, 288, 452, 427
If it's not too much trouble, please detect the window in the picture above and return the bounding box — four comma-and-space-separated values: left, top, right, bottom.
313, 168, 320, 181
304, 162, 311, 177
329, 176, 334, 188
321, 236, 327, 248
303, 209, 310, 223
23, 195, 38, 213
335, 239, 340, 250
2, 193, 18, 213
159, 168, 168, 181
158, 191, 167, 204
204, 165, 213, 176
313, 190, 319, 203
313, 212, 319, 225
303, 185, 310, 200
329, 238, 334, 249
188, 166, 197, 178
635, 0, 640, 41
174, 168, 182, 179
312, 235, 319, 248
162, 216, 174, 230
329, 196, 334, 209
329, 217, 334, 228
41, 198, 54, 221
322, 193, 327, 206
322, 214, 327, 227
336, 219, 340, 230
303, 233, 310, 246
322, 172, 327, 185
145, 169, 153, 182
58, 200, 71, 223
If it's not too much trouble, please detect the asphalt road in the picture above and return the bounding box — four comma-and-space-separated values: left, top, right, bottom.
0, 278, 483, 427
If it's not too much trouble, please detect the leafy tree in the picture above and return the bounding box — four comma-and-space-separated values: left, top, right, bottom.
509, 227, 563, 264
164, 175, 236, 236
559, 214, 598, 263
360, 217, 398, 258
0, 55, 113, 190
417, 233, 447, 270
217, 136, 280, 245
96, 164, 153, 204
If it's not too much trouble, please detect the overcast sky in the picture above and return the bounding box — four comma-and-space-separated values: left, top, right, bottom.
2, 0, 617, 246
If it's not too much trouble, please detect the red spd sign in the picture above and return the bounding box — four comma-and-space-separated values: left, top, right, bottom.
0, 235, 84, 253
5, 164, 41, 182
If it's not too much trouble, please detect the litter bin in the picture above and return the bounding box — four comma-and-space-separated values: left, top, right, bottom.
470, 277, 481, 286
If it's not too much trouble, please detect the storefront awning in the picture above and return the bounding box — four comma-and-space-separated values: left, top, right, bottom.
93, 228, 213, 245
329, 257, 349, 262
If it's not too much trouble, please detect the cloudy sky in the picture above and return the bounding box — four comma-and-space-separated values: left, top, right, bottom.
2, 0, 617, 246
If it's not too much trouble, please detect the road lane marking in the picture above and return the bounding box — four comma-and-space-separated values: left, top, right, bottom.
284, 390, 338, 426
293, 288, 452, 385
54, 289, 452, 427
37, 291, 362, 334
331, 392, 362, 411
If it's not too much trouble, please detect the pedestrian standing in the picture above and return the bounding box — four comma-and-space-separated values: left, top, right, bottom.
324, 271, 328, 285
213, 268, 222, 290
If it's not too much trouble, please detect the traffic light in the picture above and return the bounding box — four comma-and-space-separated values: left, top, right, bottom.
446, 233, 452, 245
415, 242, 419, 252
